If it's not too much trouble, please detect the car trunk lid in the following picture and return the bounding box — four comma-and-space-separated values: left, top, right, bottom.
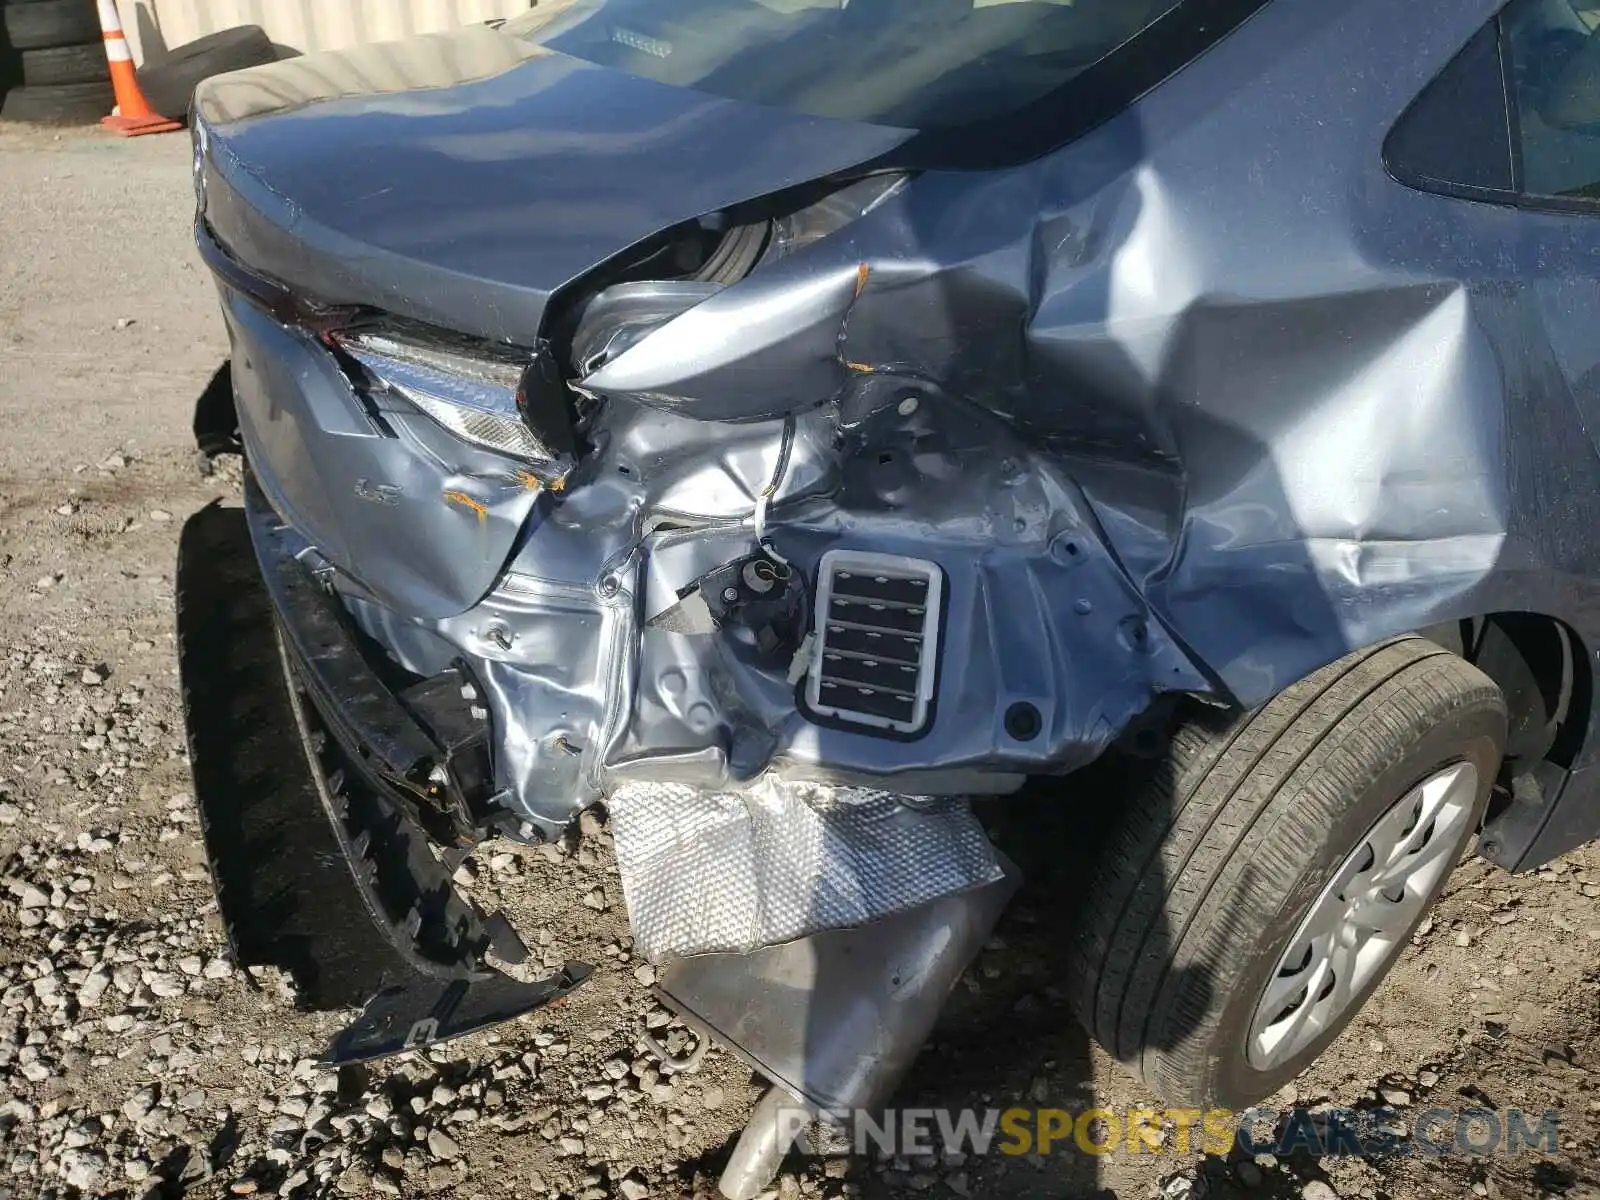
193, 25, 913, 344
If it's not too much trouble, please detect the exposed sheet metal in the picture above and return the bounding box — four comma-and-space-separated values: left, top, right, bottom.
655, 859, 1021, 1112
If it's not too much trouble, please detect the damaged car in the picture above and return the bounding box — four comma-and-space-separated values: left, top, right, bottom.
178, 0, 1600, 1189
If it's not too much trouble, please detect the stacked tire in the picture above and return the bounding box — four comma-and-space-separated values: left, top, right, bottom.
0, 0, 113, 126
135, 25, 277, 123
0, 16, 15, 109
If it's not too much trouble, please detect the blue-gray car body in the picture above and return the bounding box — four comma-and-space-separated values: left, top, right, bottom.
192, 0, 1600, 868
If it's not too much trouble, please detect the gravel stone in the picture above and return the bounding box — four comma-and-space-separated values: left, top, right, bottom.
122, 1087, 158, 1123
76, 968, 111, 1007
426, 1128, 461, 1161
61, 1147, 107, 1191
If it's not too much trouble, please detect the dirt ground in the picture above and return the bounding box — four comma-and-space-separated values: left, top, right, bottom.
1, 126, 1597, 1200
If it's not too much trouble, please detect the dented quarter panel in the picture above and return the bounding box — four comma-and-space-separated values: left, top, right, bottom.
202, 0, 1600, 852
572, 0, 1600, 715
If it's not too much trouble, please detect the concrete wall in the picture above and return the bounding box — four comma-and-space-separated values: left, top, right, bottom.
116, 0, 539, 66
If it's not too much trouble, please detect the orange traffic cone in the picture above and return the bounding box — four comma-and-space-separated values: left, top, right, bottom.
97, 0, 183, 137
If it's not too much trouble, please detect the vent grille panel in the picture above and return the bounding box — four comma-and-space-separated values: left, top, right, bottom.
805, 552, 942, 736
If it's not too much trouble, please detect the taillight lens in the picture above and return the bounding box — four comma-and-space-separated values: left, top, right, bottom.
331, 331, 571, 470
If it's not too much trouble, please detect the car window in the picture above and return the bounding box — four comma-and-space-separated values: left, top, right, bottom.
1387, 0, 1600, 209
1384, 21, 1517, 200
506, 0, 1188, 132
503, 0, 1281, 169
1506, 0, 1600, 199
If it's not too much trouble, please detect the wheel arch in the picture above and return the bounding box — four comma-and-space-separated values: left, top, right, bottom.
1418, 611, 1593, 871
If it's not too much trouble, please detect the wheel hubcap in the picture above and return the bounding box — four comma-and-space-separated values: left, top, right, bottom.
1246, 761, 1479, 1071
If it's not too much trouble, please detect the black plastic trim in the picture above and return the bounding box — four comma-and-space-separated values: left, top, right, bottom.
176, 501, 592, 1061
1383, 20, 1518, 206
796, 563, 950, 744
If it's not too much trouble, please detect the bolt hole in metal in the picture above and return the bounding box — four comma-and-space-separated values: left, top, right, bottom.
1050, 534, 1085, 567
1004, 702, 1042, 742
1247, 761, 1478, 1071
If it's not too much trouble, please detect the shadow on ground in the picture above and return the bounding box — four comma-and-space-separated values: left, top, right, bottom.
837, 758, 1152, 1200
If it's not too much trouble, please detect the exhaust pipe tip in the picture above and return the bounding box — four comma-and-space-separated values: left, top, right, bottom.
719, 1084, 806, 1200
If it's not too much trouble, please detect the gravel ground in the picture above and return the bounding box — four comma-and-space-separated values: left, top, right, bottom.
1, 124, 1598, 1200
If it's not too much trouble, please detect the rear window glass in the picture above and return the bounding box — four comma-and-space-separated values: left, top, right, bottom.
505, 0, 1189, 131
1386, 0, 1600, 211
1505, 0, 1600, 201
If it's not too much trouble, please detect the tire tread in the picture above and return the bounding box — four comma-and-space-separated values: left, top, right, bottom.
2, 0, 102, 51
1067, 637, 1502, 1104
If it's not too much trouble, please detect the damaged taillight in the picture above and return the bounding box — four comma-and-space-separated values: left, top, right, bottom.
761, 172, 908, 265
563, 172, 911, 378
567, 280, 721, 376
330, 331, 575, 473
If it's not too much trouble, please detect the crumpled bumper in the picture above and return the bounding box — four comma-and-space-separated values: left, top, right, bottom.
179, 488, 1023, 1124
176, 498, 591, 1062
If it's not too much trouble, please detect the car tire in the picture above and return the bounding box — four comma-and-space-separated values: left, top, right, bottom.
19, 43, 107, 86
2, 0, 102, 52
0, 78, 113, 124
135, 25, 276, 122
1068, 635, 1506, 1108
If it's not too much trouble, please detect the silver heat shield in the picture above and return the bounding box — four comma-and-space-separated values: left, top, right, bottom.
607, 779, 1005, 961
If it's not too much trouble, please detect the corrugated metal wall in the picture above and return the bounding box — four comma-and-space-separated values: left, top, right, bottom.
117, 0, 539, 66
